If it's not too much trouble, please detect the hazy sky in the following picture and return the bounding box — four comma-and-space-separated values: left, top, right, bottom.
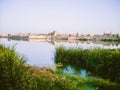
0, 0, 120, 34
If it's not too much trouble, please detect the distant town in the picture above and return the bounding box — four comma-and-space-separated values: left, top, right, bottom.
0, 31, 120, 42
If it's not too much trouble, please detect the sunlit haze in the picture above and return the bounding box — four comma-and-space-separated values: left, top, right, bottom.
0, 0, 120, 34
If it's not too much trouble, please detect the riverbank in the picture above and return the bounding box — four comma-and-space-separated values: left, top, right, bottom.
0, 44, 119, 90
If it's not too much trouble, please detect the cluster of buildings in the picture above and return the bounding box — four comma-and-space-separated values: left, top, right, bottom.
0, 31, 120, 41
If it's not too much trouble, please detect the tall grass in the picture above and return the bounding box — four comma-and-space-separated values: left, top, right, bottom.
0, 44, 27, 90
55, 46, 85, 67
85, 48, 120, 83
55, 46, 120, 84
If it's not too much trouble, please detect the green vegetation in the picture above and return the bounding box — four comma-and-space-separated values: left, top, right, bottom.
78, 38, 88, 41
0, 44, 27, 90
55, 46, 120, 84
0, 44, 120, 90
101, 39, 120, 42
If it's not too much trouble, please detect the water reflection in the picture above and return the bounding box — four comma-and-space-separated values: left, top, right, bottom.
3, 38, 120, 47
51, 40, 120, 49
80, 69, 88, 77
63, 65, 88, 77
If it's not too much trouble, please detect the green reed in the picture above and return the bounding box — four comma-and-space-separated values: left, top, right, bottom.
55, 46, 120, 84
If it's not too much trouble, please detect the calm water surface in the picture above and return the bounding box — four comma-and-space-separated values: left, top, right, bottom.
0, 38, 55, 67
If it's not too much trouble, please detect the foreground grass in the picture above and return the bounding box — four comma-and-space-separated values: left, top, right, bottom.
0, 44, 119, 90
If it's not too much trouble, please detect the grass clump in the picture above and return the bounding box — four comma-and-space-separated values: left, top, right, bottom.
55, 46, 120, 84
0, 44, 27, 90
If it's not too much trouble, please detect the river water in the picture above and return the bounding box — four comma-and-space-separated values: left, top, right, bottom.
0, 38, 120, 77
